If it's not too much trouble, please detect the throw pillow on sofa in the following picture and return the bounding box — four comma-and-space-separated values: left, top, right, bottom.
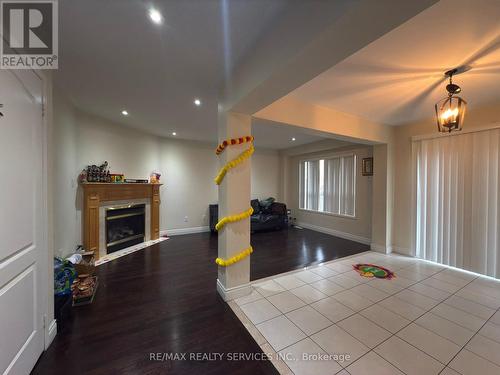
259, 197, 275, 214
251, 199, 261, 214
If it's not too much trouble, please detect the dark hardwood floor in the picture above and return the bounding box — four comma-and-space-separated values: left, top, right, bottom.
32, 227, 368, 375
250, 227, 369, 280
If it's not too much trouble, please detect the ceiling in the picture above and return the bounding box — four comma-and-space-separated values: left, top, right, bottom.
252, 119, 328, 150
56, 0, 291, 139
290, 0, 500, 126
55, 0, 341, 146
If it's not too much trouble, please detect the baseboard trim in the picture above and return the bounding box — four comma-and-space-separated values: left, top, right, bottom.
370, 243, 393, 254
216, 279, 252, 301
392, 246, 411, 256
296, 222, 371, 245
46, 319, 57, 349
161, 226, 210, 236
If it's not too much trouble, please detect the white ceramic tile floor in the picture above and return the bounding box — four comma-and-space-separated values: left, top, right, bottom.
309, 279, 345, 296
267, 291, 307, 313
414, 312, 475, 346
360, 304, 411, 333
279, 338, 342, 375
239, 298, 281, 324
256, 315, 306, 351
336, 314, 391, 349
274, 274, 307, 290
293, 270, 324, 284
290, 284, 329, 304
346, 351, 404, 375
231, 251, 500, 375
286, 305, 333, 335
309, 265, 339, 278
311, 324, 370, 366
310, 297, 355, 323
396, 323, 461, 364
253, 279, 286, 297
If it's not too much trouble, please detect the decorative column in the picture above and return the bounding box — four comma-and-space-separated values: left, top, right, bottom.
371, 143, 394, 254
215, 111, 253, 300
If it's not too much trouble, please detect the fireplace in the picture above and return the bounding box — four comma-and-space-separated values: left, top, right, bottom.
105, 204, 146, 253
82, 183, 161, 259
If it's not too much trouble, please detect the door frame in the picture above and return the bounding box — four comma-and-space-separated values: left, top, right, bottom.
37, 69, 55, 349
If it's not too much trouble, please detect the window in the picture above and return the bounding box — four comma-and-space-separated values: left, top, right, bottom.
299, 154, 356, 217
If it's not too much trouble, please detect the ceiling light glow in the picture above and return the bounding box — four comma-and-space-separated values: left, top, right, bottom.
291, 137, 296, 141
435, 68, 467, 133
172, 132, 177, 136
121, 110, 129, 116
194, 98, 201, 106
149, 8, 163, 24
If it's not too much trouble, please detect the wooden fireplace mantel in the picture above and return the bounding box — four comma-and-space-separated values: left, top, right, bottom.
82, 183, 162, 259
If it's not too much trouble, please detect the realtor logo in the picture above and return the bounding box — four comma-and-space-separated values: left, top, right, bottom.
1, 0, 58, 69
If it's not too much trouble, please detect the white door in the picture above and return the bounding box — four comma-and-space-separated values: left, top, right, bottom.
0, 70, 46, 374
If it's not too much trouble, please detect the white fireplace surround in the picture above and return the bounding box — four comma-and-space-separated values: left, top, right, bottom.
98, 198, 151, 258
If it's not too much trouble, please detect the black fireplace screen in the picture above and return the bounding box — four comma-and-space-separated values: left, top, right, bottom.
105, 204, 145, 253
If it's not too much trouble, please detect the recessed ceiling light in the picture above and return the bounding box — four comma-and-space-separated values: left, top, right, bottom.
194, 98, 201, 106
172, 132, 177, 136
291, 137, 296, 141
121, 110, 129, 116
149, 8, 163, 24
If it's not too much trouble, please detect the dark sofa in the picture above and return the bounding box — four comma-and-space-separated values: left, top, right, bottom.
209, 199, 288, 233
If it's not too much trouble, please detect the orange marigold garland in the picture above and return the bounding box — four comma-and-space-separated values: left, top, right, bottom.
214, 144, 254, 185
214, 134, 254, 267
216, 135, 254, 155
215, 246, 253, 267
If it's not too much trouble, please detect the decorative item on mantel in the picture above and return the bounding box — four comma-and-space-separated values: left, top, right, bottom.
124, 178, 149, 183
110, 174, 124, 183
79, 161, 112, 183
150, 171, 161, 184
78, 161, 129, 184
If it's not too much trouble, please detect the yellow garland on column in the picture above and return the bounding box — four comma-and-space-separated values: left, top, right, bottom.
214, 134, 254, 267
215, 246, 253, 267
214, 144, 254, 185
215, 207, 253, 232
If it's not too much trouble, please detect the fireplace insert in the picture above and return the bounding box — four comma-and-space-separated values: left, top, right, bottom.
105, 204, 145, 253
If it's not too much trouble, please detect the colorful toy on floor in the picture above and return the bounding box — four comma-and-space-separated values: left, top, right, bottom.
353, 264, 395, 279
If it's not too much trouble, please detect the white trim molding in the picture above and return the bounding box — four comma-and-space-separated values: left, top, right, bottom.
296, 221, 371, 245
370, 243, 393, 254
46, 319, 57, 349
216, 279, 252, 301
160, 226, 210, 236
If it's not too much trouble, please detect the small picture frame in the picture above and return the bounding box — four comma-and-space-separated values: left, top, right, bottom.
362, 157, 373, 176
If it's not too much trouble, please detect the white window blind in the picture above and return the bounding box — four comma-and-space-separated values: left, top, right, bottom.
413, 128, 500, 278
299, 154, 356, 217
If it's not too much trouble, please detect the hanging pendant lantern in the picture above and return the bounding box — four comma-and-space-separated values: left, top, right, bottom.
435, 68, 467, 133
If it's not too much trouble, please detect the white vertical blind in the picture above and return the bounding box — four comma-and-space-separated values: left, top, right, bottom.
341, 155, 355, 216
300, 154, 356, 217
413, 128, 500, 278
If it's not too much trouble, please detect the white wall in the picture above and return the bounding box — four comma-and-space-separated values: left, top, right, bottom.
251, 150, 281, 200
52, 88, 79, 257
52, 89, 281, 256
282, 141, 373, 243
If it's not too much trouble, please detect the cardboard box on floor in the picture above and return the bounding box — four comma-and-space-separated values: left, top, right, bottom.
74, 251, 95, 276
